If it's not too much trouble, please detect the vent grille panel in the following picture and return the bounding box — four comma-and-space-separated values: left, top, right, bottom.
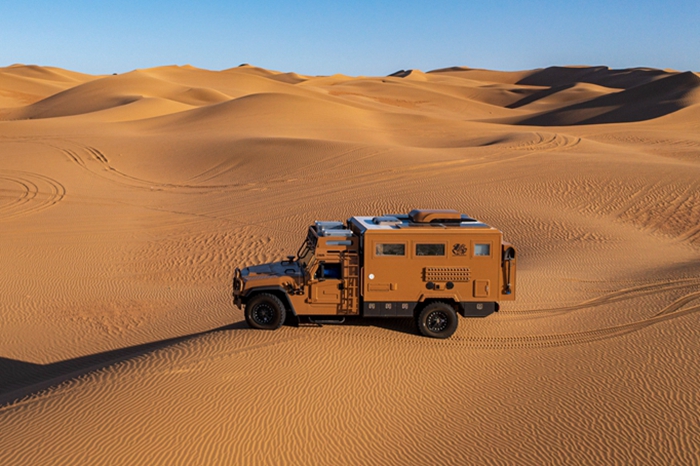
424, 267, 471, 282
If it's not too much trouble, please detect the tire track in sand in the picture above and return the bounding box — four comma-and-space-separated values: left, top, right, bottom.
502, 131, 582, 152
0, 170, 66, 221
53, 142, 250, 192
455, 279, 700, 348
500, 278, 700, 315
398, 131, 583, 177
477, 131, 582, 168
340, 293, 700, 350
456, 299, 700, 349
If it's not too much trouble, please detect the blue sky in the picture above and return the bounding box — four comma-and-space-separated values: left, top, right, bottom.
1, 0, 698, 75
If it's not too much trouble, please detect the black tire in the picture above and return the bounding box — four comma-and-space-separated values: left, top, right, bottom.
416, 302, 458, 339
245, 293, 286, 330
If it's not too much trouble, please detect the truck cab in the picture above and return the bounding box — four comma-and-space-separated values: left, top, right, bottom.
233, 209, 516, 338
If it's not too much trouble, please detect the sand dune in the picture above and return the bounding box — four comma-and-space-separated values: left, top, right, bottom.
0, 65, 96, 109
2, 64, 92, 83
3, 71, 234, 120
1, 63, 699, 465
511, 71, 700, 125
506, 82, 619, 110
514, 65, 671, 89
428, 66, 535, 84
142, 92, 380, 134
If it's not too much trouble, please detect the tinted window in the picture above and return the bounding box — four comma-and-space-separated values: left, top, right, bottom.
324, 263, 342, 279
474, 243, 491, 256
376, 243, 405, 256
416, 244, 445, 256
315, 263, 342, 279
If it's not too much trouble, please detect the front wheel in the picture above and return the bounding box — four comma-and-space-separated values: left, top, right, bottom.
416, 302, 458, 339
245, 293, 286, 330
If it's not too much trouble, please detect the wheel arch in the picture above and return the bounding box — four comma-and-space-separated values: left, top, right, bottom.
243, 286, 297, 316
414, 297, 460, 318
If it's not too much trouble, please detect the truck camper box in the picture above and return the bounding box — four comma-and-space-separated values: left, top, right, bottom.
233, 209, 516, 338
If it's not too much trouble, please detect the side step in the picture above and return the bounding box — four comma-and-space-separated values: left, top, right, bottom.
305, 317, 346, 326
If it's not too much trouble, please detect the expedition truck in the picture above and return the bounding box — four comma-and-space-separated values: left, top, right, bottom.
232, 209, 516, 338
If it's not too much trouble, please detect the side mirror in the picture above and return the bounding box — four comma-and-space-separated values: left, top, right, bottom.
503, 247, 515, 261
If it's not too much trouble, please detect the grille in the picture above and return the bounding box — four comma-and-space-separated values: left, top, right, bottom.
423, 267, 471, 282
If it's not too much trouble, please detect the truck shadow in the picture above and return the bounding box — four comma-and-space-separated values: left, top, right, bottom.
294, 316, 419, 336
0, 321, 248, 408
354, 317, 419, 336
1, 318, 417, 408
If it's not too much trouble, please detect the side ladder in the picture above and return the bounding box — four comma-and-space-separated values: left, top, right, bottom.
339, 251, 360, 315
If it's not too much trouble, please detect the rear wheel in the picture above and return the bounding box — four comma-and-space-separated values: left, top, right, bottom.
245, 293, 286, 330
416, 302, 458, 339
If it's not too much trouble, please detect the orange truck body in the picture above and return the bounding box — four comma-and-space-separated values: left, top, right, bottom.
233, 209, 516, 338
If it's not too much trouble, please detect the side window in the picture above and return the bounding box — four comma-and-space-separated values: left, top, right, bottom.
415, 243, 445, 256
376, 243, 406, 256
315, 262, 342, 279
473, 243, 491, 257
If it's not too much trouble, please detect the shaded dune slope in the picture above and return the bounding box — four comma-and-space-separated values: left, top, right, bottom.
428, 66, 699, 124
515, 65, 671, 89
511, 71, 700, 125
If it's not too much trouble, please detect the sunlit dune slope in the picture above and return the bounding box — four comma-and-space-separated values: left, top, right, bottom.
1, 63, 699, 465
2, 70, 232, 120
136, 91, 384, 140
0, 64, 97, 108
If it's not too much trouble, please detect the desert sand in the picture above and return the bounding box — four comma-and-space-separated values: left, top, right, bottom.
1, 63, 699, 465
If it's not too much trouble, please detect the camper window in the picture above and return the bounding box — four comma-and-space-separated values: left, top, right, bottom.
415, 243, 445, 256
376, 243, 406, 256
474, 243, 491, 256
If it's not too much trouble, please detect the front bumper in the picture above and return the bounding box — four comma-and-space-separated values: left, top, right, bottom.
232, 267, 244, 308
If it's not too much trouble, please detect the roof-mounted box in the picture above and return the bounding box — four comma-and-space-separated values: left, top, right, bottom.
372, 216, 402, 226
314, 221, 353, 237
409, 209, 475, 224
